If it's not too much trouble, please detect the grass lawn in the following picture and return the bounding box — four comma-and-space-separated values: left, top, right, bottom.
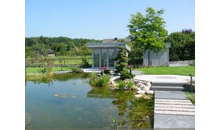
135, 66, 195, 76
25, 56, 92, 66
26, 67, 72, 73
185, 92, 195, 105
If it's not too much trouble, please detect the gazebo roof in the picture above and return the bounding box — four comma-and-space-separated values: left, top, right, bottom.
87, 43, 131, 51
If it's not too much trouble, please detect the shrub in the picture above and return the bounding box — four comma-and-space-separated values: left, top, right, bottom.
81, 57, 90, 68
89, 73, 110, 87
117, 81, 126, 90
127, 81, 134, 90
38, 68, 47, 74
120, 68, 135, 80
89, 73, 97, 86
38, 67, 52, 74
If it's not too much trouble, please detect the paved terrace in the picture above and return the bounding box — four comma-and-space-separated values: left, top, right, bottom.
134, 74, 195, 84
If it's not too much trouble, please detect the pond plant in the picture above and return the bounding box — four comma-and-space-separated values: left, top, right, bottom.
89, 73, 110, 87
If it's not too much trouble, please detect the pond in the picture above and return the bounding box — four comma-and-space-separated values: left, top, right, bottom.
25, 73, 154, 129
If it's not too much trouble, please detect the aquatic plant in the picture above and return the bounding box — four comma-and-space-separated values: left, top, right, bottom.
117, 81, 126, 90
127, 81, 134, 90
89, 73, 110, 87
95, 74, 110, 87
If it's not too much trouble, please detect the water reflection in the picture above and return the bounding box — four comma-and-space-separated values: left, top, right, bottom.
25, 73, 90, 87
87, 87, 154, 129
25, 73, 154, 129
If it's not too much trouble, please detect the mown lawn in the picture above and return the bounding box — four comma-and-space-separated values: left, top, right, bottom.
135, 66, 195, 76
26, 67, 72, 73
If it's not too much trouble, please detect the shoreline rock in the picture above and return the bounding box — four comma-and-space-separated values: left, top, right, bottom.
109, 77, 154, 96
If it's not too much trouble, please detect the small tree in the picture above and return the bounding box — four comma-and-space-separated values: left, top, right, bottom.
58, 58, 63, 71
81, 57, 90, 68
114, 46, 128, 73
114, 46, 135, 79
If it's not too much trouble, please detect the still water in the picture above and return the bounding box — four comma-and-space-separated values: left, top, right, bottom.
25, 73, 154, 129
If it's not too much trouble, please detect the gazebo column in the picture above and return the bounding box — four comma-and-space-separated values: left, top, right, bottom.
92, 50, 94, 68
107, 49, 109, 68
99, 49, 101, 68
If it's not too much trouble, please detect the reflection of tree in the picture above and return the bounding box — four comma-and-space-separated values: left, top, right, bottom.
87, 87, 154, 129
128, 97, 154, 128
112, 100, 127, 116
112, 91, 132, 116
26, 73, 91, 84
112, 91, 154, 129
53, 73, 90, 81
87, 87, 114, 98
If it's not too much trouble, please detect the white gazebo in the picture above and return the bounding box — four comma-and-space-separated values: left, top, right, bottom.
87, 43, 131, 69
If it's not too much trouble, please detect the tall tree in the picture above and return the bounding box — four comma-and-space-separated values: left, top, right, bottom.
128, 7, 168, 67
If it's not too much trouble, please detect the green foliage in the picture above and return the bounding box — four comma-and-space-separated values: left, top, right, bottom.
89, 73, 97, 85
25, 48, 30, 58
53, 43, 67, 56
185, 92, 195, 105
117, 81, 126, 90
128, 47, 143, 67
38, 66, 52, 74
114, 47, 135, 79
128, 7, 168, 66
26, 43, 47, 57
165, 31, 195, 61
120, 68, 135, 80
127, 81, 134, 90
114, 46, 128, 73
38, 68, 47, 74
25, 36, 101, 58
71, 67, 83, 73
89, 74, 110, 87
81, 57, 91, 68
96, 75, 110, 87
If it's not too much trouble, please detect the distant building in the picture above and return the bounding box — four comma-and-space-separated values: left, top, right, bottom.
47, 49, 55, 57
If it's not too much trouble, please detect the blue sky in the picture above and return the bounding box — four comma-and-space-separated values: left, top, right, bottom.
25, 0, 195, 40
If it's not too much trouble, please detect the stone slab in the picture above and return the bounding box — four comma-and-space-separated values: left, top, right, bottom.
155, 91, 188, 100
